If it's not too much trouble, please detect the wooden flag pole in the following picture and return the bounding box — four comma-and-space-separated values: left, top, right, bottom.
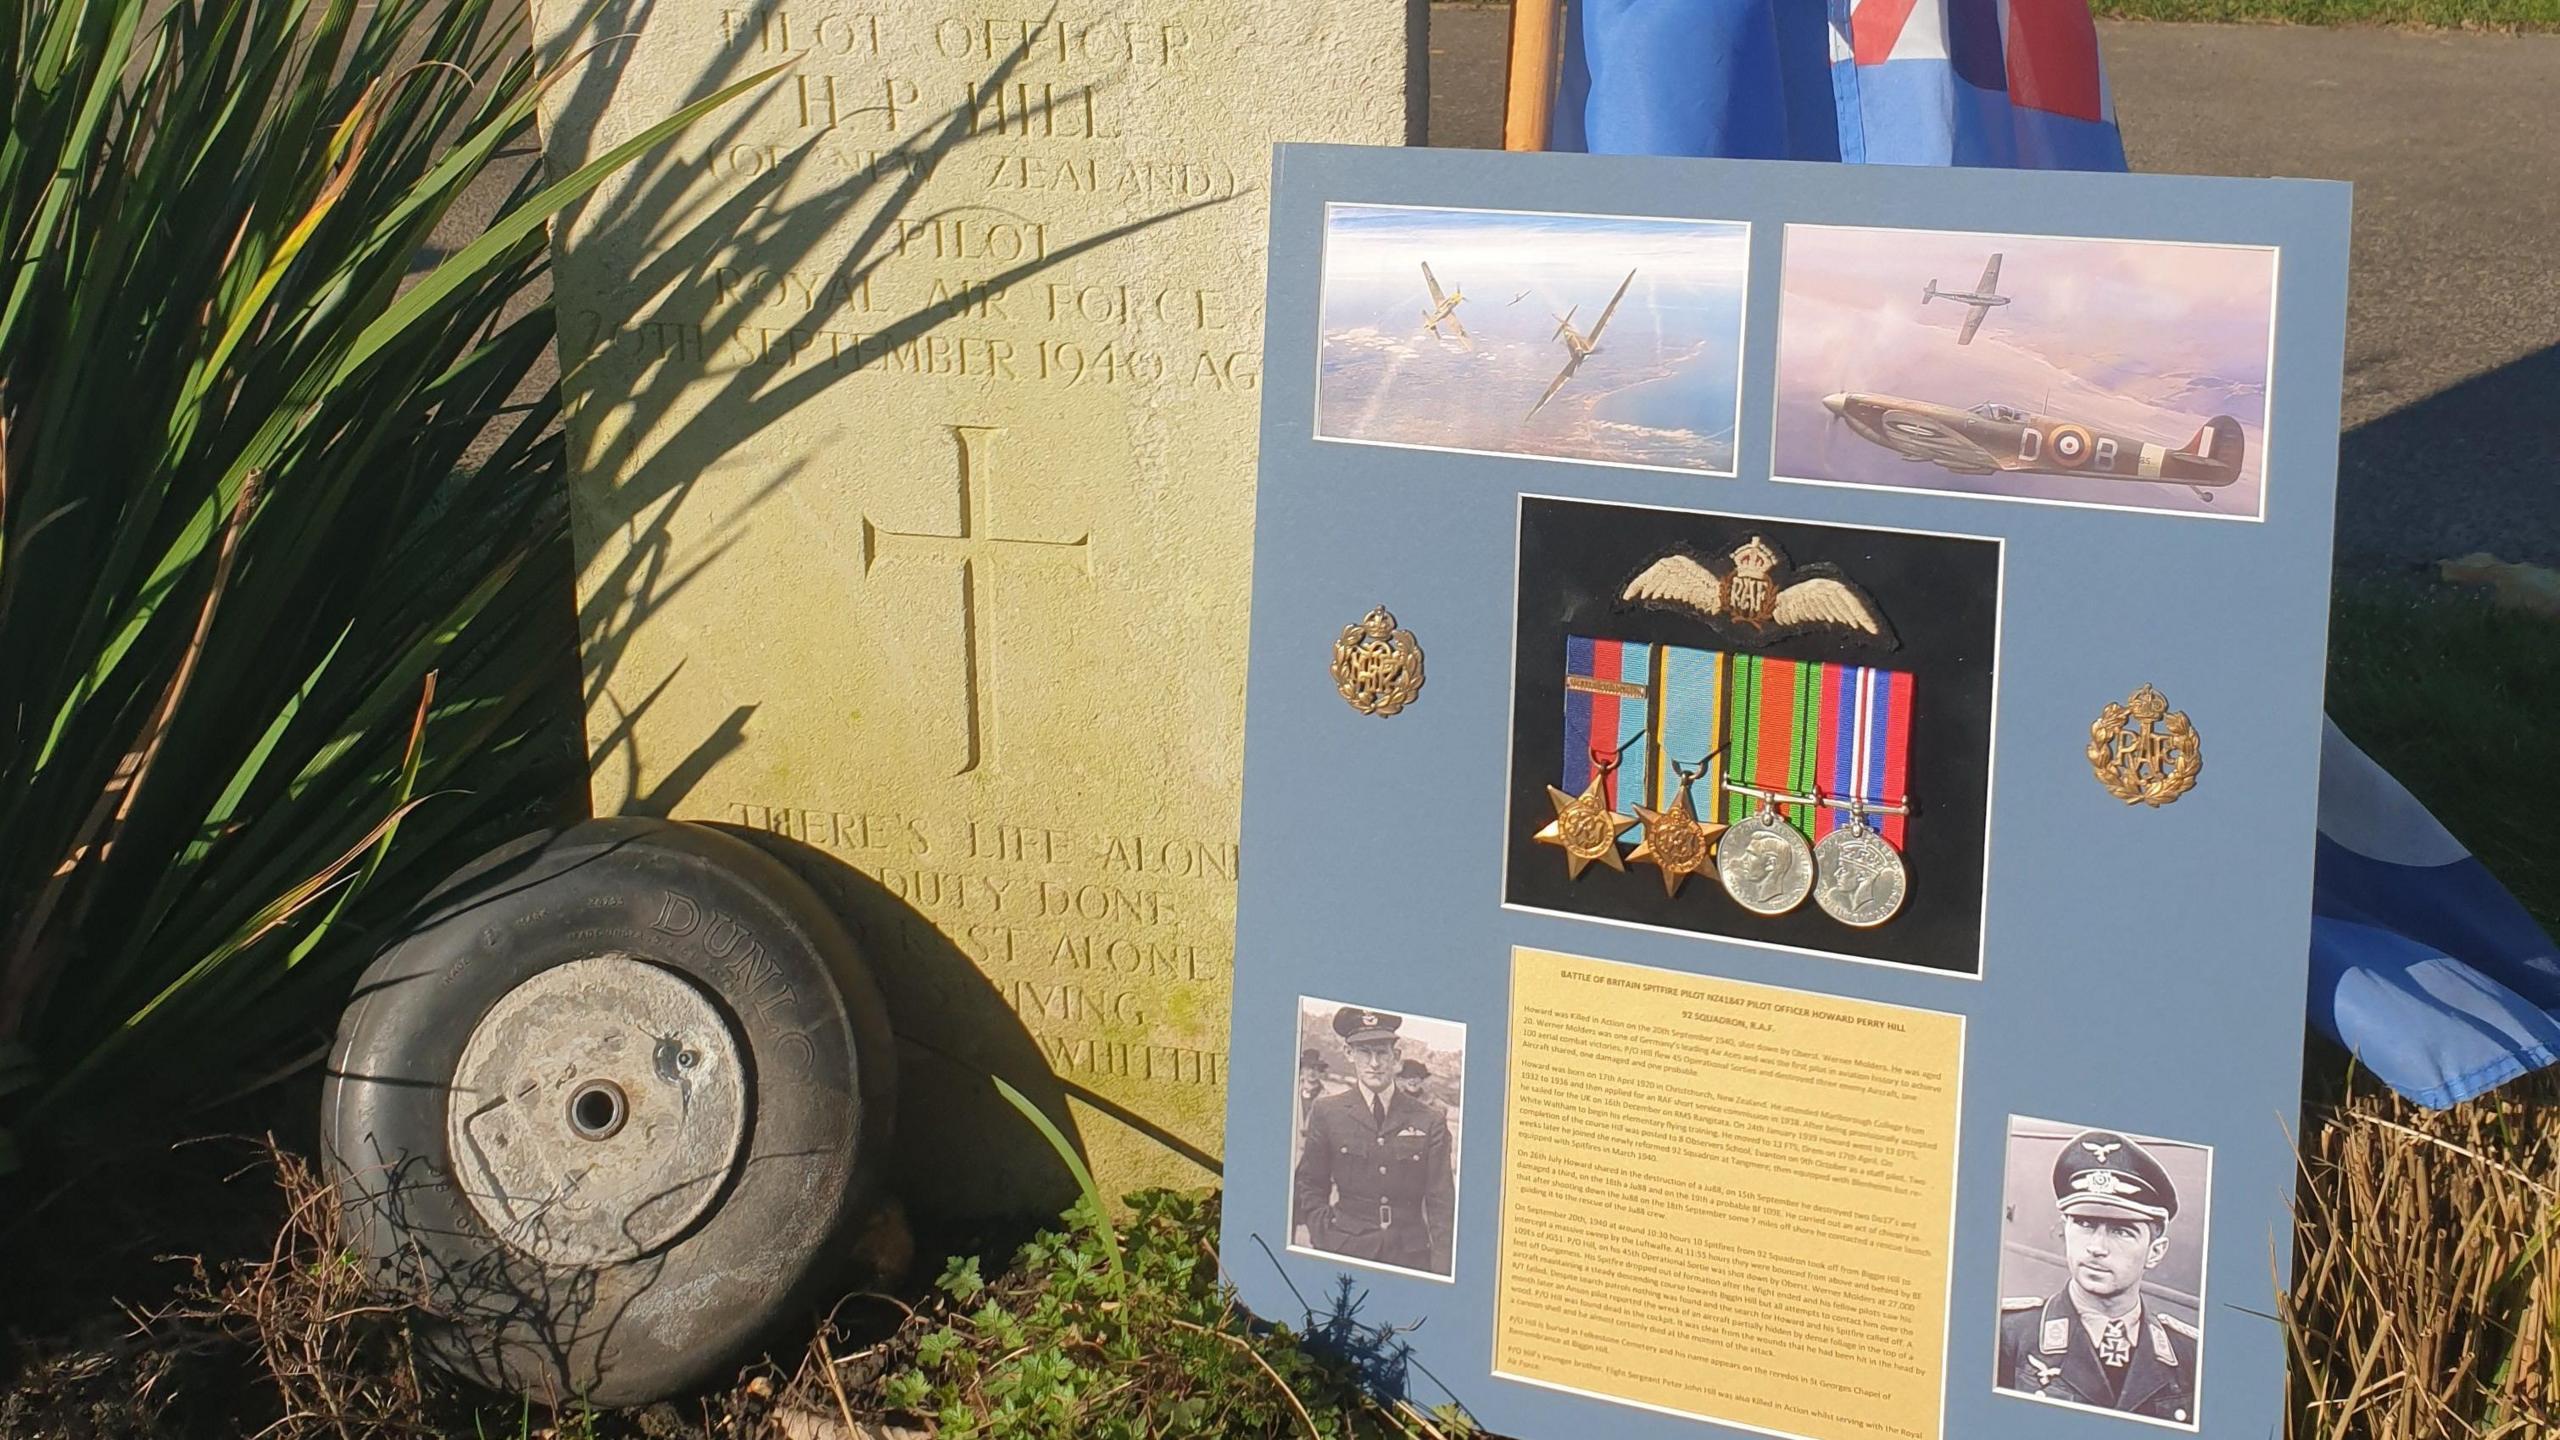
1502, 0, 1564, 151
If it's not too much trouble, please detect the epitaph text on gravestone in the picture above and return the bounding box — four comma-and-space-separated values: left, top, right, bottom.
530, 0, 1418, 1211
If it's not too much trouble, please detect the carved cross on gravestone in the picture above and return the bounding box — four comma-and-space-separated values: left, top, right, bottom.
860, 424, 1093, 776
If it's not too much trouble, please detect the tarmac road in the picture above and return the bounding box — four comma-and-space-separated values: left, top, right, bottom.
1426, 10, 2560, 572
444, 10, 2558, 572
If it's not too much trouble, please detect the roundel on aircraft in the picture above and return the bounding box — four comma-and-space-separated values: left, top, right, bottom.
2048, 424, 2094, 467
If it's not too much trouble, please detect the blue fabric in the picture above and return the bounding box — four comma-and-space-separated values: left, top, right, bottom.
1827, 54, 2129, 170
2309, 726, 2560, 1105
1551, 2, 2560, 1107
1554, 0, 1830, 159
1556, 1, 2126, 171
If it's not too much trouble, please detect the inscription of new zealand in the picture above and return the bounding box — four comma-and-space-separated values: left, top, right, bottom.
531, 0, 1416, 1209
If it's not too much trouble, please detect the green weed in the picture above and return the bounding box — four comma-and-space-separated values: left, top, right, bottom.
2093, 0, 2560, 29
843, 1190, 1476, 1440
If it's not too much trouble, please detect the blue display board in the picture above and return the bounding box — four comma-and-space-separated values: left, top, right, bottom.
1225, 144, 2348, 1440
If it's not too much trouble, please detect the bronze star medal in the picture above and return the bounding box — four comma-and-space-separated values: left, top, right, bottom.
1628, 783, 1726, 898
1536, 769, 1638, 880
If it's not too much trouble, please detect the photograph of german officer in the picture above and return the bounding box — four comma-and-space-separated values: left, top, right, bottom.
1290, 1006, 1458, 1277
1997, 1127, 2204, 1427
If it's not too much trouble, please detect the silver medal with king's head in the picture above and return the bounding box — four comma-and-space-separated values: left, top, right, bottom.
1718, 806, 1814, 915
1812, 817, 1907, 927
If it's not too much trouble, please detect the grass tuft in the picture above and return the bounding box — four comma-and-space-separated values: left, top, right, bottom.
2092, 0, 2560, 30
2287, 1063, 2560, 1437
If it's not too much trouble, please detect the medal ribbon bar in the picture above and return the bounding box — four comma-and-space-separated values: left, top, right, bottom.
1560, 637, 1653, 834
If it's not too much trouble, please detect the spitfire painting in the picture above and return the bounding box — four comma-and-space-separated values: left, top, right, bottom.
1774, 225, 2277, 519
1317, 204, 1748, 474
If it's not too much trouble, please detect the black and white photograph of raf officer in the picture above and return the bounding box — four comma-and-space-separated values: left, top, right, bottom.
1996, 1121, 2212, 1429
1289, 1003, 1460, 1279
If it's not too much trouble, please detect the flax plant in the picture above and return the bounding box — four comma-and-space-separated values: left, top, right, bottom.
0, 0, 779, 1172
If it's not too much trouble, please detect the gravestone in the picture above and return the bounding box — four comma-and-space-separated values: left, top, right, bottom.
528, 0, 1421, 1211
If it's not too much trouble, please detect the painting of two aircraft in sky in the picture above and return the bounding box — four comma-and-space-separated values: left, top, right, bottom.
1315, 204, 1750, 475
1314, 205, 2278, 521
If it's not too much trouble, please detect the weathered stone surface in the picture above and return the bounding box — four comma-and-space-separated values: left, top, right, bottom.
531, 0, 1417, 1212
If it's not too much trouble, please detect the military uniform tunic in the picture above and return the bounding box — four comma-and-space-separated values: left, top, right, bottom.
1997, 1291, 2199, 1426
1292, 1082, 1455, 1274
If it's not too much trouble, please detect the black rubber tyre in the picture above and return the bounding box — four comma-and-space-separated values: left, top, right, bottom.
321, 817, 896, 1407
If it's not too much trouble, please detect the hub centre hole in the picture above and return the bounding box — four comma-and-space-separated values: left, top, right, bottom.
568, 1080, 628, 1140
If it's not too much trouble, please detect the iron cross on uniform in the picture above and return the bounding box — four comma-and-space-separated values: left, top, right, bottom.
859, 424, 1093, 776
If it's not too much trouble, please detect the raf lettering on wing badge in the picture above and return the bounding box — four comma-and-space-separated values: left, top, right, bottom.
1619, 535, 1897, 651
2089, 683, 2202, 807
1332, 605, 1425, 717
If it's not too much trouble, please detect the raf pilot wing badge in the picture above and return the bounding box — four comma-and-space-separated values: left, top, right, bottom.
1620, 536, 1899, 652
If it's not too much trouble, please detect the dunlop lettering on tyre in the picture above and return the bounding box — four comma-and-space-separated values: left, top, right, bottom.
320, 817, 897, 1407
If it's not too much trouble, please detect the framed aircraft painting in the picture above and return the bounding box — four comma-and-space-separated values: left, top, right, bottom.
1771, 224, 2277, 520
1228, 145, 2348, 1440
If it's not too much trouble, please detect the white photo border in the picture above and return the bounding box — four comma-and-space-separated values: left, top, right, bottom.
1766, 221, 2283, 526
1283, 992, 1468, 1286
1992, 1113, 2217, 1434
1311, 200, 1754, 481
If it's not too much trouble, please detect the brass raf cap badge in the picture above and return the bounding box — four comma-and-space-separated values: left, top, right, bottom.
1332, 605, 1425, 716
2089, 683, 2202, 807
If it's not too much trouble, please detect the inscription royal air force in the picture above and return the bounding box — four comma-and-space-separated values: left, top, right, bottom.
569, 6, 1260, 393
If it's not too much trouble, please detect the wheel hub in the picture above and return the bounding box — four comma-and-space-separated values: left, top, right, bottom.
445, 955, 748, 1268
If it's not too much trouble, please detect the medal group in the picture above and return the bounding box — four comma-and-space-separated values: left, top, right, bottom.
1534, 637, 1915, 929
1528, 536, 1918, 930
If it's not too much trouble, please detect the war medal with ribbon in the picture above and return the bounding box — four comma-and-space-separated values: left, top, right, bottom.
1813, 803, 1908, 928
1718, 803, 1817, 916
1540, 610, 1919, 926
1535, 761, 1639, 880
1809, 665, 1914, 927
1628, 761, 1726, 899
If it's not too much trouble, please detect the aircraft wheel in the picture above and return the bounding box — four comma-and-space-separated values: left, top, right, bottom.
320, 817, 896, 1407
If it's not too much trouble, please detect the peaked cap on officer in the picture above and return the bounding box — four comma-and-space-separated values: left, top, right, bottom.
2052, 1128, 2178, 1226
1333, 1006, 1404, 1049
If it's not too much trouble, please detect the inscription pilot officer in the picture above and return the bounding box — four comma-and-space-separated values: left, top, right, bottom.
1997, 1129, 2203, 1426
1291, 1007, 1457, 1277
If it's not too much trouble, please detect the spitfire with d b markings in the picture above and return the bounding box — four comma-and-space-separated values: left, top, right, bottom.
1820, 392, 2248, 504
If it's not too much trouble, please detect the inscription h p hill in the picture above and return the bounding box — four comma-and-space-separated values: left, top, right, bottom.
861, 424, 1093, 776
